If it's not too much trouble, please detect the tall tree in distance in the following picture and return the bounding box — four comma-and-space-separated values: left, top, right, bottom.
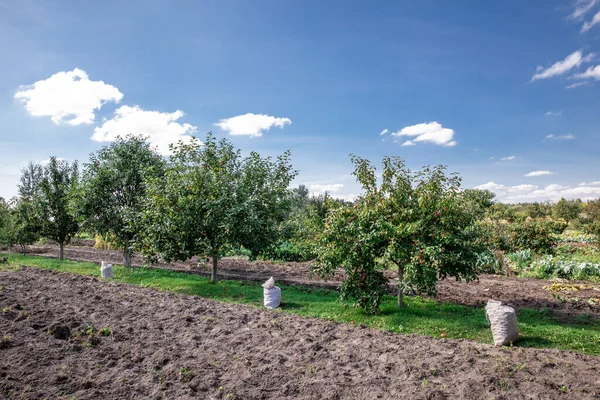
552, 198, 582, 225
18, 162, 43, 200
37, 157, 79, 260
75, 136, 165, 267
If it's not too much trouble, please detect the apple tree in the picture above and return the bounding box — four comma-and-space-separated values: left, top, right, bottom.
314, 155, 486, 313
138, 133, 297, 283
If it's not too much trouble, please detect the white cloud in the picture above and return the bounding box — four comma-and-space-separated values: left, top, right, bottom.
92, 105, 197, 155
531, 50, 594, 81
215, 113, 291, 137
500, 156, 516, 161
580, 181, 600, 186
546, 134, 575, 140
14, 68, 123, 125
581, 11, 600, 32
570, 0, 598, 19
545, 111, 562, 116
392, 122, 456, 147
574, 64, 600, 80
524, 170, 554, 177
380, 129, 389, 136
309, 183, 344, 194
475, 181, 600, 203
489, 157, 495, 160
565, 81, 590, 89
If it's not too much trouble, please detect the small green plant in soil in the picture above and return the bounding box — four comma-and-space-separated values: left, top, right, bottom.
2, 253, 600, 356
99, 327, 112, 336
0, 335, 13, 349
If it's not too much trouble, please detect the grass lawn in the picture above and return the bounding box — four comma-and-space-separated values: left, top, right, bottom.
2, 252, 600, 356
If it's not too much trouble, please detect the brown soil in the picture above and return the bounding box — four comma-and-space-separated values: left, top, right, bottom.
22, 244, 600, 323
1, 267, 600, 399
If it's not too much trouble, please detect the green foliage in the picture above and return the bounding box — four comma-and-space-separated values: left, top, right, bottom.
508, 221, 556, 254
8, 199, 42, 253
0, 199, 11, 248
584, 222, 600, 246
504, 249, 534, 272
462, 188, 495, 218
18, 162, 43, 200
75, 136, 165, 267
522, 255, 600, 280
552, 198, 582, 225
314, 156, 486, 313
138, 133, 297, 282
261, 190, 347, 262
36, 157, 80, 259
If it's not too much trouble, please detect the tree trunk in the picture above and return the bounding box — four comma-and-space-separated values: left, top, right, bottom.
123, 248, 132, 268
397, 267, 404, 308
210, 254, 218, 284
59, 243, 64, 261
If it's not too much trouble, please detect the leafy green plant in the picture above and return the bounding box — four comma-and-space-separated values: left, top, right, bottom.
508, 221, 556, 254
504, 249, 534, 272
99, 327, 112, 336
314, 155, 487, 313
75, 136, 165, 267
138, 133, 297, 283
37, 157, 80, 260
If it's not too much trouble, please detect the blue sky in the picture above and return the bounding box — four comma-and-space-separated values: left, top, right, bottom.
1, 0, 599, 202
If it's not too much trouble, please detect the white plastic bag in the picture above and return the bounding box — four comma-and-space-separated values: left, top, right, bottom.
101, 261, 113, 279
485, 299, 518, 346
262, 277, 281, 309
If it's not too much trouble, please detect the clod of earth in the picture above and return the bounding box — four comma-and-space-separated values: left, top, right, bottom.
48, 323, 70, 340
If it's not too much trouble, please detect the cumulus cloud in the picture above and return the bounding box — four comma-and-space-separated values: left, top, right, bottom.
580, 181, 600, 186
14, 68, 123, 125
475, 181, 600, 203
309, 183, 344, 194
500, 156, 516, 161
380, 129, 389, 136
524, 170, 554, 177
392, 122, 456, 147
531, 50, 594, 81
574, 64, 600, 80
581, 11, 600, 32
546, 134, 575, 140
545, 111, 562, 116
92, 105, 197, 155
215, 113, 291, 137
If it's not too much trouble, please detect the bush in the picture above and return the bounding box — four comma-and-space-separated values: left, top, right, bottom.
259, 241, 315, 262
508, 221, 556, 254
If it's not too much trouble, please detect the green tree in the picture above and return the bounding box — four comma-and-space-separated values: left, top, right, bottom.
138, 133, 297, 283
7, 199, 42, 254
314, 156, 485, 313
0, 198, 11, 248
18, 162, 43, 200
75, 136, 165, 267
552, 198, 581, 225
462, 188, 495, 218
37, 157, 79, 260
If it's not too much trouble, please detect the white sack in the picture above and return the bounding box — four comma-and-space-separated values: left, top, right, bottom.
264, 287, 281, 309
485, 299, 518, 346
101, 261, 113, 279
262, 276, 275, 289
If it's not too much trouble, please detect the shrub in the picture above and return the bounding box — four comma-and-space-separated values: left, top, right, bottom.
508, 221, 556, 254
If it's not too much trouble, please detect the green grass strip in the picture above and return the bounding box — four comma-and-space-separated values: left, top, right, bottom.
2, 253, 600, 356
